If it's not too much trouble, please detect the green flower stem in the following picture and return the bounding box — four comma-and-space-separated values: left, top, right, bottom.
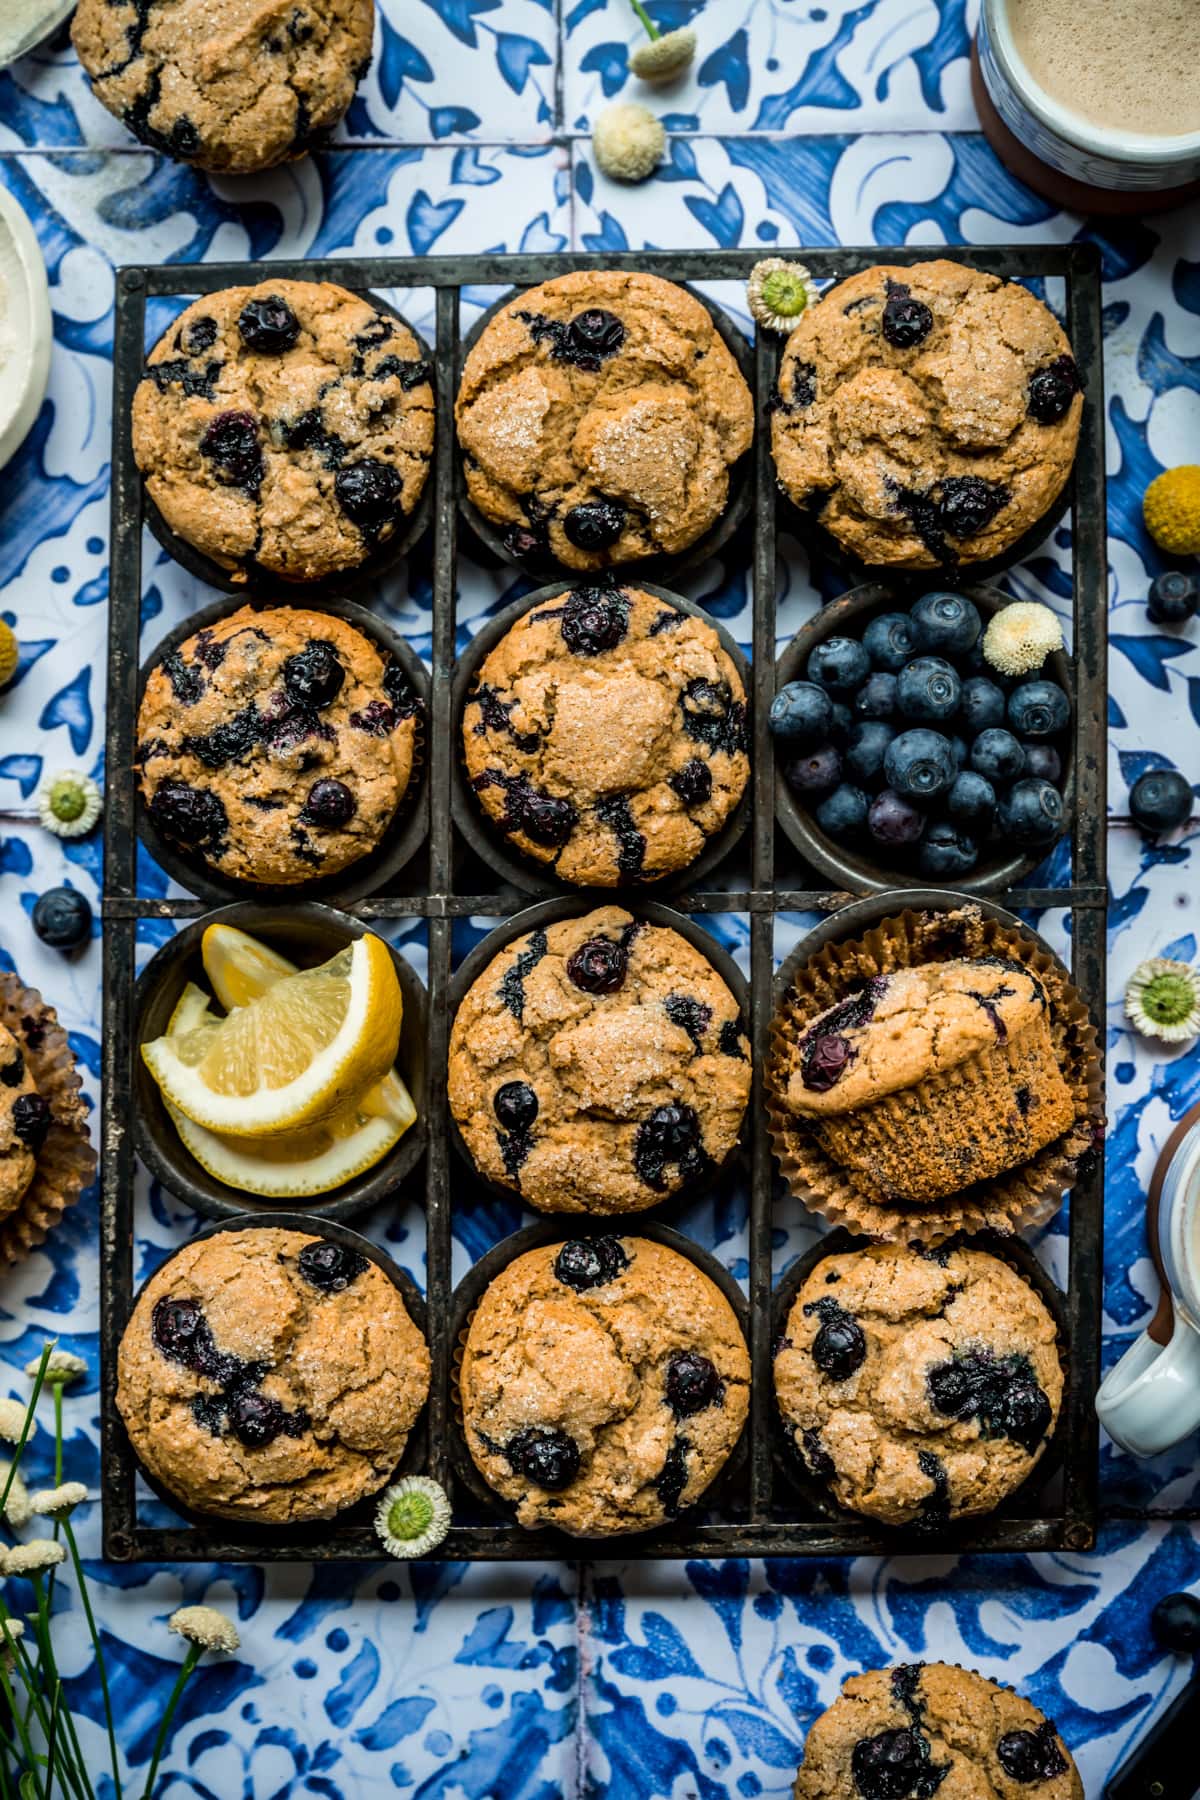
627, 0, 660, 39
41, 1681, 60, 1800
0, 1348, 51, 1519
0, 1662, 40, 1786
52, 1391, 62, 1489
140, 1647, 200, 1800
61, 1523, 119, 1798
27, 1582, 91, 1800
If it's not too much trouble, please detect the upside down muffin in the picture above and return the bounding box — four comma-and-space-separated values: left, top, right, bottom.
459, 1234, 749, 1535
456, 270, 754, 570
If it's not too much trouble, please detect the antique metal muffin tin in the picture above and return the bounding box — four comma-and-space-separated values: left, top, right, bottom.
101, 245, 1113, 1564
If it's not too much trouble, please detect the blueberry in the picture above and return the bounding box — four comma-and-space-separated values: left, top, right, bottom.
970, 728, 1026, 785
919, 821, 978, 878
896, 657, 961, 723
927, 1348, 1052, 1451
228, 1389, 289, 1449
769, 681, 833, 746
947, 771, 996, 829
180, 315, 218, 355
633, 1103, 706, 1190
151, 1297, 207, 1366
349, 699, 397, 736
881, 283, 933, 349
11, 1093, 50, 1150
32, 887, 92, 951
199, 410, 263, 489
997, 1724, 1069, 1784
282, 640, 344, 709
854, 672, 897, 720
148, 780, 228, 850
1027, 354, 1080, 425
238, 294, 300, 353
806, 637, 871, 695
335, 459, 402, 531
568, 308, 625, 361
1023, 743, 1062, 784
553, 1236, 629, 1291
506, 1425, 580, 1490
665, 1350, 722, 1417
868, 789, 925, 847
862, 611, 915, 672
298, 1242, 368, 1293
910, 590, 981, 657
563, 500, 625, 551
949, 734, 968, 772
493, 1080, 538, 1132
999, 778, 1064, 848
937, 475, 1010, 540
844, 721, 895, 787
784, 741, 843, 804
1008, 680, 1069, 739
816, 783, 868, 841
1148, 569, 1199, 625
829, 701, 853, 744
1152, 1591, 1200, 1652
959, 675, 1007, 735
1129, 768, 1193, 834
851, 1728, 941, 1800
560, 586, 629, 655
301, 779, 356, 827
805, 1298, 866, 1379
800, 1033, 854, 1092
669, 759, 712, 807
567, 937, 627, 993
884, 729, 956, 801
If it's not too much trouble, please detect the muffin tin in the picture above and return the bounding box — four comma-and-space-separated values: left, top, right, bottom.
100, 246, 1111, 1563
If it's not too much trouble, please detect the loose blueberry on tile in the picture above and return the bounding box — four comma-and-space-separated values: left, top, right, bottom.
959, 675, 1007, 735
300, 779, 356, 828
850, 1727, 945, 1800
1151, 1590, 1200, 1651
238, 295, 300, 353
553, 1236, 629, 1291
335, 459, 403, 532
970, 728, 1026, 786
665, 1350, 723, 1417
807, 637, 871, 694
506, 1426, 581, 1490
11, 1093, 51, 1150
804, 1297, 866, 1380
563, 500, 625, 551
937, 475, 1010, 540
567, 936, 628, 994
298, 1241, 369, 1293
996, 1723, 1068, 1783
283, 640, 344, 710
868, 788, 925, 848
844, 721, 896, 786
633, 1103, 706, 1190
560, 586, 629, 655
862, 611, 916, 672
785, 744, 843, 799
946, 772, 996, 830
1027, 354, 1080, 425
1008, 681, 1069, 739
1129, 768, 1193, 834
999, 779, 1064, 848
800, 1032, 855, 1092
897, 658, 961, 723
919, 821, 978, 878
493, 1081, 538, 1133
910, 590, 981, 657
884, 729, 956, 801
200, 410, 264, 490
669, 759, 713, 807
881, 281, 933, 349
854, 672, 898, 720
816, 783, 869, 842
769, 681, 834, 745
1147, 569, 1198, 624
32, 887, 93, 951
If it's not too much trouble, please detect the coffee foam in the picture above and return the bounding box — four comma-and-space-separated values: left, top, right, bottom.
1007, 0, 1200, 139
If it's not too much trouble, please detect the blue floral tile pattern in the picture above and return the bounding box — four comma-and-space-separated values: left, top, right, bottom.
0, 0, 1198, 1791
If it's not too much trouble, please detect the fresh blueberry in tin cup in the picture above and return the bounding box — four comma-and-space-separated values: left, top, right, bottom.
910, 590, 981, 657
769, 681, 833, 746
896, 657, 961, 723
1023, 743, 1062, 784
919, 821, 978, 878
960, 675, 1007, 736
970, 728, 1026, 786
806, 637, 871, 695
816, 783, 868, 842
844, 721, 895, 787
868, 789, 924, 848
854, 672, 897, 721
946, 770, 996, 830
999, 779, 1065, 848
862, 611, 915, 672
1008, 680, 1069, 739
785, 745, 842, 799
884, 729, 956, 802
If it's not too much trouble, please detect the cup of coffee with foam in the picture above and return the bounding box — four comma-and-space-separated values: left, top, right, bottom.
1097, 1112, 1200, 1458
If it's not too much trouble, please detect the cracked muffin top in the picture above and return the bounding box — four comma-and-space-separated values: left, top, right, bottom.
775, 1244, 1062, 1527
132, 281, 433, 584
459, 1234, 749, 1535
72, 0, 374, 174
793, 1662, 1082, 1799
0, 1025, 45, 1219
136, 604, 419, 887
784, 958, 1049, 1117
116, 1226, 429, 1524
447, 906, 751, 1215
461, 584, 749, 886
456, 270, 754, 571
771, 259, 1082, 570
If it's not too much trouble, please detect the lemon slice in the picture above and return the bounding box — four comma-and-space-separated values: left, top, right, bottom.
142, 933, 402, 1137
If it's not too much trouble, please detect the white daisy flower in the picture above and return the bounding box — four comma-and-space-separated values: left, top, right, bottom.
168, 1605, 240, 1654
30, 1482, 88, 1520
982, 601, 1064, 677
26, 1350, 86, 1386
0, 1400, 28, 1446
374, 1476, 452, 1559
592, 102, 665, 183
629, 26, 696, 81
1124, 958, 1200, 1043
3, 1540, 66, 1576
747, 258, 820, 334
0, 1464, 32, 1530
37, 771, 102, 840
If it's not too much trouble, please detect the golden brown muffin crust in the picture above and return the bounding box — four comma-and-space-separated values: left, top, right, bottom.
0, 1025, 39, 1218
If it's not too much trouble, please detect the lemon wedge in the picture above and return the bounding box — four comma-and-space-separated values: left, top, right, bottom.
142, 933, 402, 1137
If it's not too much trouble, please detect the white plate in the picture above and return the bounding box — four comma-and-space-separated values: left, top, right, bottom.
0, 182, 52, 474
0, 0, 75, 71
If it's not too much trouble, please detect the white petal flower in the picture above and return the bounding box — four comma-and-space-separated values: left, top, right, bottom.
592, 102, 665, 183
169, 1605, 240, 1654
982, 602, 1064, 677
747, 258, 821, 334
3, 1540, 67, 1576
374, 1477, 452, 1559
0, 1617, 25, 1666
37, 771, 102, 840
30, 1482, 88, 1520
0, 1464, 33, 1530
629, 27, 696, 81
0, 1400, 28, 1446
1124, 958, 1200, 1043
26, 1350, 86, 1386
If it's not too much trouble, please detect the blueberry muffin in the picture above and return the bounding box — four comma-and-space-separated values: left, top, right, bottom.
132, 281, 432, 584
463, 585, 749, 886
771, 260, 1082, 569
775, 1244, 1062, 1526
793, 1663, 1082, 1799
0, 1025, 45, 1220
136, 605, 419, 887
72, 0, 373, 174
116, 1227, 429, 1524
459, 1235, 749, 1535
779, 958, 1075, 1203
456, 271, 754, 571
447, 906, 751, 1215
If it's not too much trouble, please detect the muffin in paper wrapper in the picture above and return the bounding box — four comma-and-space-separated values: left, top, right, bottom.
0, 970, 97, 1267
766, 905, 1102, 1244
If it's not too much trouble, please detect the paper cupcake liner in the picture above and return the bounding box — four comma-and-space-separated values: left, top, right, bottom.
0, 971, 97, 1267
766, 904, 1103, 1244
